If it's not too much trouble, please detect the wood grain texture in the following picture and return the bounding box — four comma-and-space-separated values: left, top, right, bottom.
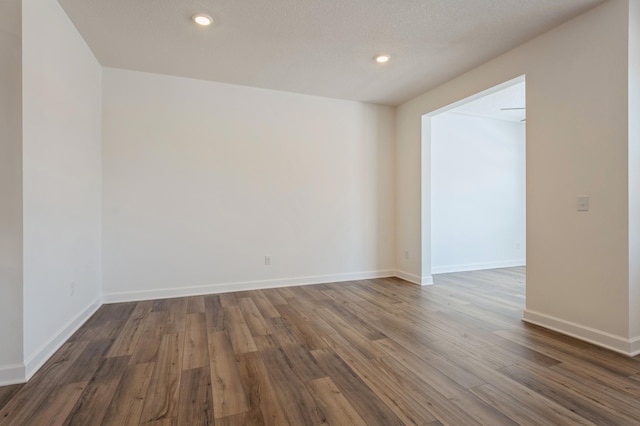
140, 333, 184, 423
3, 267, 640, 425
177, 366, 214, 425
260, 347, 326, 425
102, 362, 155, 425
238, 351, 286, 426
24, 381, 88, 426
308, 377, 367, 426
208, 331, 248, 418
64, 356, 130, 425
183, 313, 208, 370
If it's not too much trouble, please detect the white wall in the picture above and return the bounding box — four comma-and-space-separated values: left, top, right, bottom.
21, 0, 102, 377
397, 1, 636, 354
0, 0, 23, 383
102, 68, 395, 300
430, 113, 525, 273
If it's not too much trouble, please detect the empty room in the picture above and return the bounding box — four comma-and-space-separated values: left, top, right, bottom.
1, 0, 640, 424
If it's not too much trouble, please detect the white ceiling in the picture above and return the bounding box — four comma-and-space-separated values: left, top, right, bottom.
451, 81, 526, 123
58, 0, 605, 106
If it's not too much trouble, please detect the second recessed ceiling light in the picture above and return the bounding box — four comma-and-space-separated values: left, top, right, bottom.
192, 13, 213, 26
374, 54, 391, 63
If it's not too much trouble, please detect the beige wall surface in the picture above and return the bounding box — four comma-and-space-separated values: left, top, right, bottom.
628, 0, 640, 339
397, 0, 636, 352
0, 0, 23, 381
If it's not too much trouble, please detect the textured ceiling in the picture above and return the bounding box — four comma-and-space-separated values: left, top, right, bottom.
58, 0, 606, 106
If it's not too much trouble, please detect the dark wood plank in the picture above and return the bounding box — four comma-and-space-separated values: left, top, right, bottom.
63, 338, 114, 384
374, 336, 485, 391
102, 362, 155, 425
203, 294, 225, 333
107, 301, 154, 358
129, 311, 169, 365
83, 302, 136, 327
165, 298, 188, 333
308, 377, 367, 426
213, 412, 249, 426
261, 287, 288, 307
64, 356, 130, 425
261, 347, 326, 425
187, 296, 205, 314
183, 313, 208, 370
140, 333, 184, 423
238, 297, 271, 337
23, 381, 87, 426
500, 363, 640, 424
208, 331, 248, 418
322, 332, 439, 425
253, 333, 281, 351
218, 293, 238, 308
279, 344, 326, 381
276, 304, 328, 351
313, 306, 385, 359
0, 341, 90, 423
177, 366, 214, 425
68, 319, 125, 342
0, 385, 22, 412
251, 290, 281, 319
311, 348, 404, 425
237, 351, 287, 425
270, 316, 305, 347
141, 419, 176, 426
223, 306, 258, 355
470, 382, 592, 425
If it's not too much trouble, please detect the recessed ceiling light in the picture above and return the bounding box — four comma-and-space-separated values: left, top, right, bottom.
374, 54, 391, 64
192, 13, 213, 26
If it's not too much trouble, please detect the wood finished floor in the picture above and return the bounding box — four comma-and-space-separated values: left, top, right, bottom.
2, 267, 640, 425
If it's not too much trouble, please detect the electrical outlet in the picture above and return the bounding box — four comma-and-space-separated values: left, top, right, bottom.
404, 250, 409, 260
70, 282, 75, 296
265, 255, 271, 266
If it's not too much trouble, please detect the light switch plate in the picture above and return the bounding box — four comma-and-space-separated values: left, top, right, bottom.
577, 196, 589, 211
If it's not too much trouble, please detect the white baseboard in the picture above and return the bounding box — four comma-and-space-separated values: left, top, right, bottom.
103, 270, 397, 303
394, 270, 434, 286
23, 298, 102, 381
0, 363, 26, 386
523, 309, 640, 357
432, 259, 525, 274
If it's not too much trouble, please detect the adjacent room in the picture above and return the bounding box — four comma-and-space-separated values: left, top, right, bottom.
429, 79, 526, 275
1, 0, 640, 424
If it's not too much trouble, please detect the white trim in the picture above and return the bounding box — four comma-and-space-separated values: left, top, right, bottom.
23, 298, 102, 380
394, 270, 434, 286
630, 336, 640, 357
432, 259, 525, 274
0, 363, 26, 386
103, 270, 397, 303
523, 309, 640, 357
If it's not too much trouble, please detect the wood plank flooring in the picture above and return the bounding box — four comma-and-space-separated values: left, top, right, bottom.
3, 267, 640, 425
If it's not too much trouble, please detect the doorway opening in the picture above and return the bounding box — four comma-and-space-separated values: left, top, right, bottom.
422, 76, 526, 286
